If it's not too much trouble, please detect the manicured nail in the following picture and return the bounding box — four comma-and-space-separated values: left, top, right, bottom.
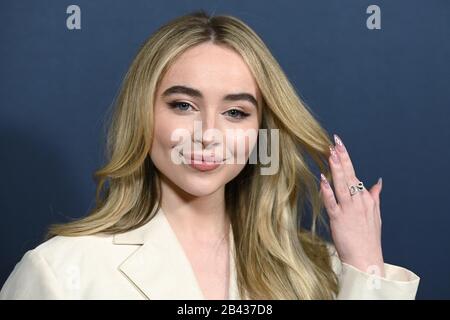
377, 177, 382, 188
333, 134, 346, 153
329, 145, 339, 163
320, 173, 330, 188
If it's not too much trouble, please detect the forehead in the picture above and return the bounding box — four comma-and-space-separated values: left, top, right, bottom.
158, 43, 260, 99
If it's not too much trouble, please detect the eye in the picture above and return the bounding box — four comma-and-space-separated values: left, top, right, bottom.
167, 101, 195, 112
224, 108, 250, 119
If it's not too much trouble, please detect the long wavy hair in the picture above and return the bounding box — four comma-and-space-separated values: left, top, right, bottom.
46, 9, 338, 299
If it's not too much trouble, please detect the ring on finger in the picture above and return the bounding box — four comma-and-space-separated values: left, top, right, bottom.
349, 181, 365, 196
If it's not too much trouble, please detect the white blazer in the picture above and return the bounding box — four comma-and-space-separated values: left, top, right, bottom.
0, 207, 420, 300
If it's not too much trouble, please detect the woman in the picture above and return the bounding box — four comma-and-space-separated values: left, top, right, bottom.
0, 10, 419, 300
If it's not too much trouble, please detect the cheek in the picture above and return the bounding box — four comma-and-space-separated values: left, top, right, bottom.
224, 125, 259, 164
151, 107, 188, 151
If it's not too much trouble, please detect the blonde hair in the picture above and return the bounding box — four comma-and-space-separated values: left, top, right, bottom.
47, 10, 338, 299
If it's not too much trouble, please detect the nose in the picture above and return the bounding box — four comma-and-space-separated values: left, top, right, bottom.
193, 110, 221, 149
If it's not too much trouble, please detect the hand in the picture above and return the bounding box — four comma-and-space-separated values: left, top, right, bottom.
320, 134, 385, 277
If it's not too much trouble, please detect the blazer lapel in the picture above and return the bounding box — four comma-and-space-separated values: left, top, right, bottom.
114, 207, 240, 300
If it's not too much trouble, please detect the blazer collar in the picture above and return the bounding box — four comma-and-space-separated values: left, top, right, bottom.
113, 207, 240, 300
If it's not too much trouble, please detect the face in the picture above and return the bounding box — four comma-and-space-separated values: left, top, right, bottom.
150, 42, 262, 197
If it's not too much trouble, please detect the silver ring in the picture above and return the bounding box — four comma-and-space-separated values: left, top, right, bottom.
349, 181, 365, 196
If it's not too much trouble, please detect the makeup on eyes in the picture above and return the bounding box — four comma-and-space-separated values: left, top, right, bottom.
166, 101, 251, 119
161, 85, 259, 110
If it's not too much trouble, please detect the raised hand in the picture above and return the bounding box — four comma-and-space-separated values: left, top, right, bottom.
320, 134, 385, 277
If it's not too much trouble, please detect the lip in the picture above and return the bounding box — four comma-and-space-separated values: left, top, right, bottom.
179, 152, 227, 172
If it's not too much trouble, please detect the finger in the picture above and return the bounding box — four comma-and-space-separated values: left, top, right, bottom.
320, 173, 341, 219
333, 134, 357, 178
334, 134, 372, 206
368, 177, 383, 207
328, 145, 352, 206
369, 178, 383, 226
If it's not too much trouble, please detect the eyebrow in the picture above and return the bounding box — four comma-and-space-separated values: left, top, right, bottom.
162, 85, 258, 108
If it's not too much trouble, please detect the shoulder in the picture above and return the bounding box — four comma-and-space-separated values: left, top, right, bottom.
0, 233, 131, 299
29, 233, 114, 262
14, 233, 117, 273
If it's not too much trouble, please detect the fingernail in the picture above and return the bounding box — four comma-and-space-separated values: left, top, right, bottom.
377, 177, 382, 188
320, 173, 330, 187
333, 134, 346, 153
329, 145, 339, 163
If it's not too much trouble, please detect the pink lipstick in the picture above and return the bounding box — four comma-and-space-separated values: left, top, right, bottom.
180, 152, 226, 172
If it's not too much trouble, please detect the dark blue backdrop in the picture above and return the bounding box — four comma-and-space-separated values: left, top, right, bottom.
1, 0, 449, 299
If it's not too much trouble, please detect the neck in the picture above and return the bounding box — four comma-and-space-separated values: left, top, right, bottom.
159, 174, 230, 243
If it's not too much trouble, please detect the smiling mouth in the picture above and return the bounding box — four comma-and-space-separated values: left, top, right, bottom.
179, 152, 228, 164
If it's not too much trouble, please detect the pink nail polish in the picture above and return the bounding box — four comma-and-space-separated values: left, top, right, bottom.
378, 177, 382, 188
320, 173, 330, 187
329, 145, 339, 163
333, 134, 346, 153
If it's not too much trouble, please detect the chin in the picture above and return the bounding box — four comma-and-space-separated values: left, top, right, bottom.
177, 180, 223, 197
175, 165, 232, 195
156, 157, 245, 197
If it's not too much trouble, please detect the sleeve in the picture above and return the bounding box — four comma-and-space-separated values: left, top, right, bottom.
0, 250, 65, 300
327, 244, 420, 300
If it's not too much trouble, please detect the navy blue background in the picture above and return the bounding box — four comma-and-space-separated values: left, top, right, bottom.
1, 0, 449, 299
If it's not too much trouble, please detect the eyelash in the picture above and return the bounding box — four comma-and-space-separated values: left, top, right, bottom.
167, 101, 251, 119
